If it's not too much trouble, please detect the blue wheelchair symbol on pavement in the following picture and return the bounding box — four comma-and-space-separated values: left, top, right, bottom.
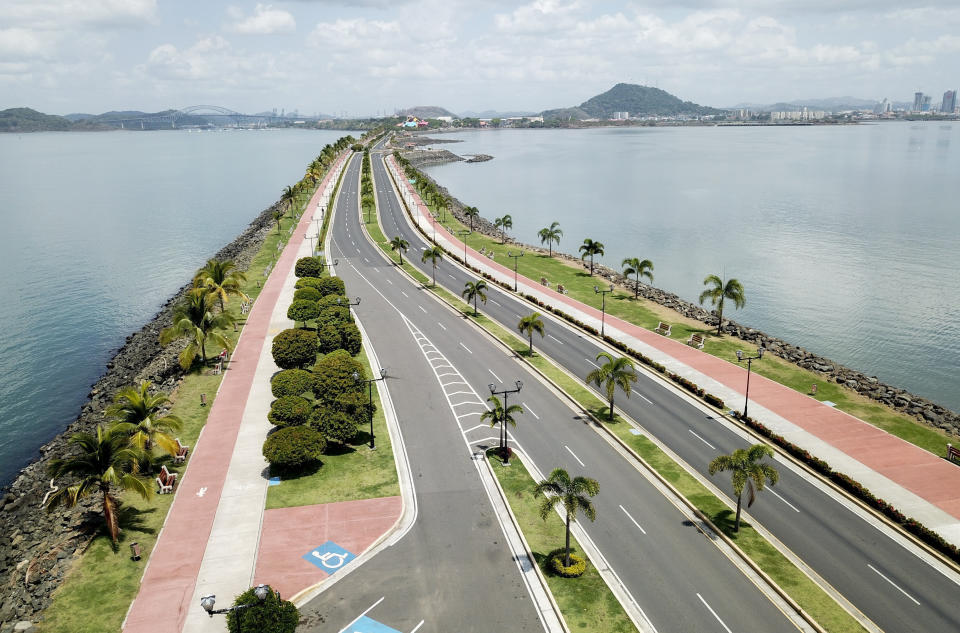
348, 615, 402, 633
303, 540, 355, 573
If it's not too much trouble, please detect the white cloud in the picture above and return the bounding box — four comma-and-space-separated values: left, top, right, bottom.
6, 0, 157, 30
0, 28, 55, 59
226, 4, 296, 35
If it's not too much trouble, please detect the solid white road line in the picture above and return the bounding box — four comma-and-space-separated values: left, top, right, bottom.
488, 368, 502, 382
523, 402, 540, 420
767, 488, 800, 513
867, 564, 921, 605
564, 445, 585, 467
418, 305, 427, 313
409, 620, 425, 633
688, 429, 716, 450
696, 593, 732, 633
338, 597, 386, 633
460, 342, 473, 354
631, 389, 653, 404
619, 505, 647, 535
437, 322, 447, 331
547, 334, 564, 344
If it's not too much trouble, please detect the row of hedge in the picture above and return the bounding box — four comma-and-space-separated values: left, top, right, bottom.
390, 154, 960, 565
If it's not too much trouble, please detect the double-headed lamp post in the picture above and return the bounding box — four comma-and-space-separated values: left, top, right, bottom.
305, 234, 317, 256
594, 284, 614, 338
735, 347, 764, 419
488, 380, 522, 464
200, 583, 276, 632
354, 367, 387, 449
336, 296, 361, 307
507, 251, 524, 291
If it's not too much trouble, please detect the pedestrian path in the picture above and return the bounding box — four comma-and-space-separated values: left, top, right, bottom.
123, 154, 348, 633
386, 155, 960, 547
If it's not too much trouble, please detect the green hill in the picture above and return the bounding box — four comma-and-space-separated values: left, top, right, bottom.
543, 83, 724, 120
0, 107, 111, 132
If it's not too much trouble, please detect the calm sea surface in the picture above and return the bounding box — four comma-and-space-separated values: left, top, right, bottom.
424, 124, 960, 412
0, 129, 345, 486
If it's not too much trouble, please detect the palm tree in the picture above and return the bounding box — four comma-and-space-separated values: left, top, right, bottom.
537, 222, 563, 257
193, 258, 249, 312
621, 257, 654, 300
699, 274, 746, 335
579, 238, 605, 275
272, 208, 284, 234
494, 214, 513, 243
481, 394, 524, 455
708, 444, 779, 532
46, 425, 152, 544
106, 380, 183, 456
463, 206, 480, 231
159, 289, 234, 369
280, 185, 296, 214
517, 312, 545, 354
585, 352, 637, 420
421, 245, 444, 287
534, 468, 599, 567
462, 280, 487, 316
390, 236, 409, 265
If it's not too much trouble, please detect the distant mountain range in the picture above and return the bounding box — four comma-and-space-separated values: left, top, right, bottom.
458, 109, 537, 119
542, 83, 724, 120
728, 96, 881, 112
0, 108, 113, 132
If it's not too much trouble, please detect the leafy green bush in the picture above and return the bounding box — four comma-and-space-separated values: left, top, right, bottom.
226, 586, 299, 633
262, 426, 326, 473
316, 276, 346, 297
340, 322, 362, 356
295, 277, 324, 292
317, 324, 343, 355
336, 390, 375, 424
318, 294, 348, 310
312, 408, 357, 446
295, 257, 324, 278
271, 369, 314, 398
293, 287, 322, 303
268, 396, 312, 427
318, 306, 352, 327
313, 349, 365, 407
272, 329, 318, 369
549, 551, 587, 578
287, 299, 320, 327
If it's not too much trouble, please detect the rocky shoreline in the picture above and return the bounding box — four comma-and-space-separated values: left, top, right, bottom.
0, 198, 285, 627
410, 168, 960, 438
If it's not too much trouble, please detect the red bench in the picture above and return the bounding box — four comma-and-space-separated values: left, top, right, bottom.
174, 438, 190, 464
948, 444, 960, 464
156, 465, 178, 494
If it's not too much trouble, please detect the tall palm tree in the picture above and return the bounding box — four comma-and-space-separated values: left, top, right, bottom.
280, 185, 296, 214
585, 352, 637, 420
106, 381, 183, 456
421, 245, 444, 287
481, 394, 524, 454
494, 214, 513, 243
538, 222, 563, 257
534, 467, 599, 567
193, 258, 249, 312
517, 312, 545, 354
621, 257, 654, 299
272, 208, 284, 234
159, 289, 234, 369
462, 280, 487, 316
708, 444, 779, 532
390, 236, 409, 265
463, 206, 480, 231
579, 238, 605, 275
46, 425, 152, 544
699, 274, 746, 335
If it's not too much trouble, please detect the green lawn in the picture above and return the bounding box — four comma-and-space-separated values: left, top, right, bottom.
487, 449, 637, 633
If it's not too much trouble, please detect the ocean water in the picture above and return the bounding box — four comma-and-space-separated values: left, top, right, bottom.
424, 123, 960, 412
0, 128, 345, 486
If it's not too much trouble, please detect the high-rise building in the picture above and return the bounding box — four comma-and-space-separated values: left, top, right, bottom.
943, 90, 957, 114
922, 95, 932, 111
914, 92, 925, 112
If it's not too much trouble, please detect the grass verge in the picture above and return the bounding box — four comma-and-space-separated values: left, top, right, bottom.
487, 449, 636, 633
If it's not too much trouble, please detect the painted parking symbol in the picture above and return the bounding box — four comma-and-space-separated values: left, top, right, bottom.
347, 615, 402, 633
302, 540, 355, 573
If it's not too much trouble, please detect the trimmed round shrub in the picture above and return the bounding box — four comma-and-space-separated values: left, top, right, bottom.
227, 585, 299, 633
295, 256, 324, 278
293, 287, 322, 303
336, 390, 375, 425
287, 299, 320, 326
295, 277, 324, 291
340, 321, 362, 356
313, 349, 365, 407
318, 294, 348, 310
549, 552, 587, 578
272, 328, 318, 369
316, 276, 345, 297
317, 324, 343, 355
271, 369, 313, 398
311, 408, 357, 446
267, 396, 312, 427
262, 426, 326, 473
318, 306, 352, 327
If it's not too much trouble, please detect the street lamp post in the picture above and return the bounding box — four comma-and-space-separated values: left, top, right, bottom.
200, 584, 276, 632
735, 347, 764, 419
354, 368, 387, 449
507, 251, 524, 292
594, 284, 614, 338
488, 380, 522, 464
336, 296, 361, 307
305, 234, 316, 256
457, 229, 470, 266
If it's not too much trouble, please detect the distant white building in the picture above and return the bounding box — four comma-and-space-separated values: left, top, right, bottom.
612, 111, 630, 120
771, 108, 826, 121
435, 116, 453, 123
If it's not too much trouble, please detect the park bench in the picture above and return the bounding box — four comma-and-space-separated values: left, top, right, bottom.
655, 321, 672, 336
556, 283, 566, 295
948, 444, 960, 464
541, 277, 549, 287
687, 333, 705, 349
156, 465, 178, 494
174, 438, 190, 464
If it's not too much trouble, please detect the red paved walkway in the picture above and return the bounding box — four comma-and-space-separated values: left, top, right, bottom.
254, 496, 402, 600
123, 154, 347, 632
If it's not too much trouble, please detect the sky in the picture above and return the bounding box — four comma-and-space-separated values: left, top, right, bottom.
2, 0, 959, 116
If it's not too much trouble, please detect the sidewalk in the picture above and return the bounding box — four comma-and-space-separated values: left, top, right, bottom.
386, 155, 960, 547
